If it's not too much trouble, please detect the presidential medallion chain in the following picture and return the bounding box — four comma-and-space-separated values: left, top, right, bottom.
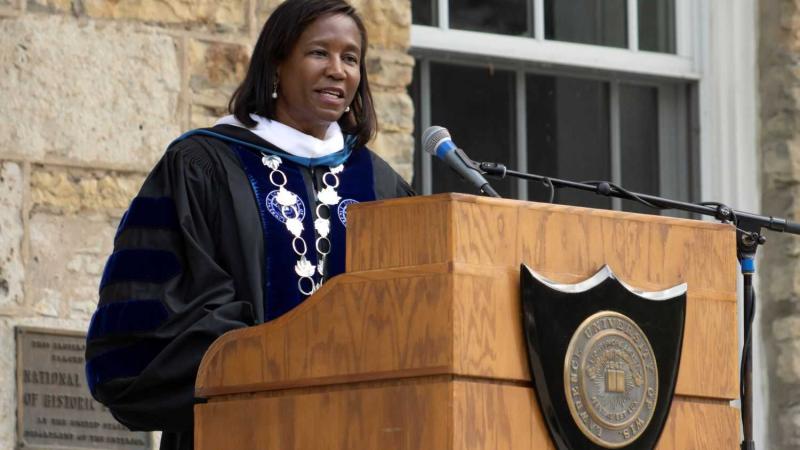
261, 155, 343, 296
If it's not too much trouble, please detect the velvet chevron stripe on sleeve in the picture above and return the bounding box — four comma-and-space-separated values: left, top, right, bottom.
87, 299, 170, 340
85, 338, 171, 393
114, 197, 180, 240
98, 249, 182, 292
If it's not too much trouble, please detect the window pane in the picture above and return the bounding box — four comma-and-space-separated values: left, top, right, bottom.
429, 62, 516, 197
527, 75, 611, 209
450, 0, 530, 36
412, 0, 436, 26
638, 0, 675, 53
545, 0, 627, 48
619, 84, 659, 213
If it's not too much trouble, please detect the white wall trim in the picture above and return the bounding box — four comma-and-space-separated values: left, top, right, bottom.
698, 0, 758, 210
697, 0, 761, 446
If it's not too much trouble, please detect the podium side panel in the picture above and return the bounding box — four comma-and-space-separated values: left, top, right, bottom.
656, 399, 740, 449
451, 380, 738, 450
452, 269, 529, 381
195, 378, 452, 450
197, 271, 456, 397
452, 381, 555, 450
676, 296, 738, 399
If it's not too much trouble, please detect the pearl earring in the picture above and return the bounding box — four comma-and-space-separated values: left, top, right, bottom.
271, 78, 278, 99
344, 106, 350, 112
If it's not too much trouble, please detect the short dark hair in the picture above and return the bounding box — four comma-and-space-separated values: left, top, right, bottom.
228, 0, 377, 148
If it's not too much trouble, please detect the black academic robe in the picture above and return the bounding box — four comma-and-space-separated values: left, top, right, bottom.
84, 125, 414, 450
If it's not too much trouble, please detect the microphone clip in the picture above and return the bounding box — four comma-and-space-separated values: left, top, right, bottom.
453, 148, 482, 171
478, 161, 508, 178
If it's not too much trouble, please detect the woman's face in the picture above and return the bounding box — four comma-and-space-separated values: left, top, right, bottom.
275, 13, 362, 139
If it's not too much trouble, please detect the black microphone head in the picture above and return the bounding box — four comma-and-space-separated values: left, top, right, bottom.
422, 126, 451, 157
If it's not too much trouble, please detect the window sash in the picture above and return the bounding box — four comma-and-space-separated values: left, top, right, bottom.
412, 0, 695, 77
412, 0, 699, 208
422, 0, 687, 50
413, 57, 692, 211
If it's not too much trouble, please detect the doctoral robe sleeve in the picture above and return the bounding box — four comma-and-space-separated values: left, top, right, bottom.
84, 140, 256, 432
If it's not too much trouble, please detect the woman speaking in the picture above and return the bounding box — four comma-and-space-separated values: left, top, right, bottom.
84, 1, 414, 448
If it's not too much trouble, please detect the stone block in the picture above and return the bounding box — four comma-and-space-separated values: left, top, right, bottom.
26, 0, 72, 14
373, 91, 414, 133
254, 0, 283, 31
0, 0, 17, 12
82, 0, 247, 31
0, 16, 181, 169
763, 139, 800, 186
777, 403, 800, 447
28, 214, 117, 320
370, 130, 414, 169
776, 337, 800, 383
392, 163, 413, 184
190, 104, 227, 129
256, 0, 409, 51
366, 49, 414, 89
0, 162, 24, 308
31, 166, 145, 216
189, 39, 250, 108
774, 315, 800, 341
350, 0, 410, 50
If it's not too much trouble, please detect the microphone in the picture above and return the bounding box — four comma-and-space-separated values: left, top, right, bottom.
422, 126, 501, 198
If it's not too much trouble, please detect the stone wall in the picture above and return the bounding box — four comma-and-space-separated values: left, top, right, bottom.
0, 0, 413, 447
760, 0, 800, 448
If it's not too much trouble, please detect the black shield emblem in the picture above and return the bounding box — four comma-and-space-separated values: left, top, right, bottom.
521, 264, 686, 449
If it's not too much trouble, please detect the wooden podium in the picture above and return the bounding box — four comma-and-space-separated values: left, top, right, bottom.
194, 194, 740, 449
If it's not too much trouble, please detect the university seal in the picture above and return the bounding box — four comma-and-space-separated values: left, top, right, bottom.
564, 311, 658, 447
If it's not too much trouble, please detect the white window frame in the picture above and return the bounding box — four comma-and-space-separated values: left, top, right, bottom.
411, 0, 760, 206
415, 0, 697, 77
410, 0, 757, 214
412, 0, 701, 202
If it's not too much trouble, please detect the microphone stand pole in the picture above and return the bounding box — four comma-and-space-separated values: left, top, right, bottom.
479, 162, 800, 450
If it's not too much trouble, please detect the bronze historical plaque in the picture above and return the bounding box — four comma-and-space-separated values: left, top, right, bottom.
16, 326, 151, 450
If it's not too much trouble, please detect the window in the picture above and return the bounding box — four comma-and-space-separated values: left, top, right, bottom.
410, 0, 696, 214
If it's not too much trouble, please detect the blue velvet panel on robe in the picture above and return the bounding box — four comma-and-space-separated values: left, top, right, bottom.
87, 299, 170, 340
325, 146, 376, 277
233, 143, 376, 321
99, 249, 182, 292
86, 338, 169, 393
115, 197, 180, 240
88, 196, 183, 394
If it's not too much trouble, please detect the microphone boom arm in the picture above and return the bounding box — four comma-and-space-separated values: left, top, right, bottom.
479, 162, 800, 235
